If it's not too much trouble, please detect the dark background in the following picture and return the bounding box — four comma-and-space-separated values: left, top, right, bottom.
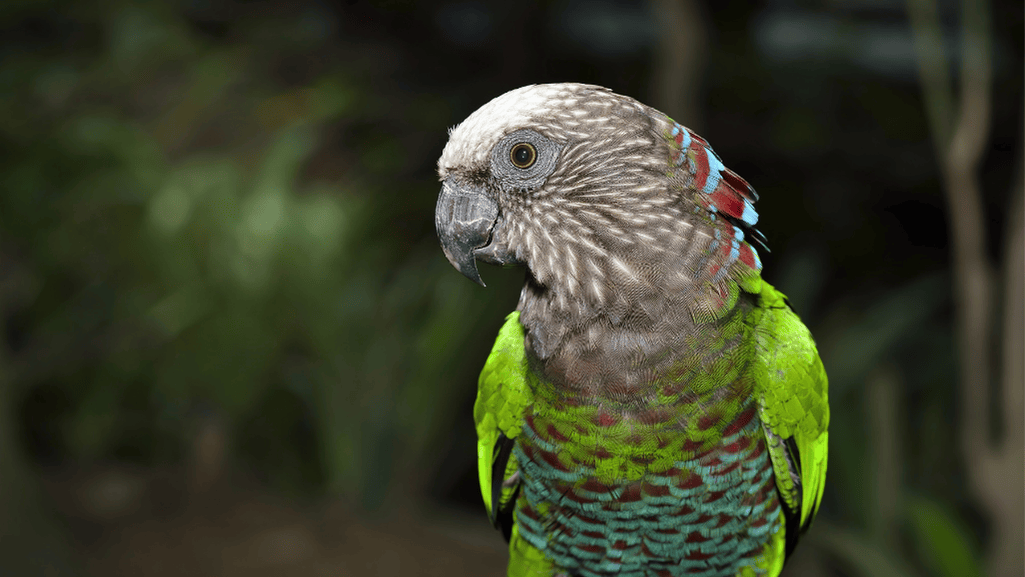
1, 0, 1021, 575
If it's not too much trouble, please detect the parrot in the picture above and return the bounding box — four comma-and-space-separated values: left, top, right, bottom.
434, 83, 828, 577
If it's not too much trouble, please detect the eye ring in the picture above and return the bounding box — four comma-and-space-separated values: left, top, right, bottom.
509, 142, 537, 169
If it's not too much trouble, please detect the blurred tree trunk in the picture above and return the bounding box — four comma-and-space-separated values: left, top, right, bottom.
908, 0, 1025, 574
867, 367, 901, 547
993, 160, 1024, 577
0, 259, 84, 576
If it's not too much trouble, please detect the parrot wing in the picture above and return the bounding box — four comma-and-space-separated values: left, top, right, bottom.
475, 311, 534, 541
750, 280, 830, 559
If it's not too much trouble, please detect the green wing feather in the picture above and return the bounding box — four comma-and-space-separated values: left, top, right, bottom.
476, 312, 554, 576
475, 312, 533, 529
749, 280, 830, 559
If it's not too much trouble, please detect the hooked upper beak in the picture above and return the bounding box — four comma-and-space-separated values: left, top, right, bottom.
435, 180, 499, 286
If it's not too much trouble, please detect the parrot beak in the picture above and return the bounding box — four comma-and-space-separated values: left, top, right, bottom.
435, 180, 499, 286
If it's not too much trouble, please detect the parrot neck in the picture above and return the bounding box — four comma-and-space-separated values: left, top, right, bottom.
516, 266, 753, 400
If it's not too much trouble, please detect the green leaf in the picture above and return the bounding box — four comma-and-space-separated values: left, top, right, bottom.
905, 495, 982, 577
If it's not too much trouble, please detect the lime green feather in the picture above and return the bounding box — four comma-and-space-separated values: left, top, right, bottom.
507, 524, 555, 577
750, 280, 830, 532
475, 312, 533, 516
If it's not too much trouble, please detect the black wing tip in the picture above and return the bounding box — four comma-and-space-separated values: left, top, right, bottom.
780, 436, 806, 561
779, 493, 802, 560
490, 433, 519, 542
496, 484, 521, 542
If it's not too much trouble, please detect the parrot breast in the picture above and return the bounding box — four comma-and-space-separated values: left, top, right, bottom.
513, 393, 783, 577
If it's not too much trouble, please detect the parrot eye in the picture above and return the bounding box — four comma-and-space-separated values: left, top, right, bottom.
489, 129, 559, 188
510, 143, 537, 169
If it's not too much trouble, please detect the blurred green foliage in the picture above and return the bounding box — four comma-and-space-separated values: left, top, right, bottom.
907, 494, 982, 577
0, 0, 521, 509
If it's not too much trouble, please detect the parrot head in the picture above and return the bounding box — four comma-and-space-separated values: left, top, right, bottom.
435, 83, 678, 291
435, 83, 766, 361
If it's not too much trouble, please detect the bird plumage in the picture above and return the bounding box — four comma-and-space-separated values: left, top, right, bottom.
436, 83, 828, 577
